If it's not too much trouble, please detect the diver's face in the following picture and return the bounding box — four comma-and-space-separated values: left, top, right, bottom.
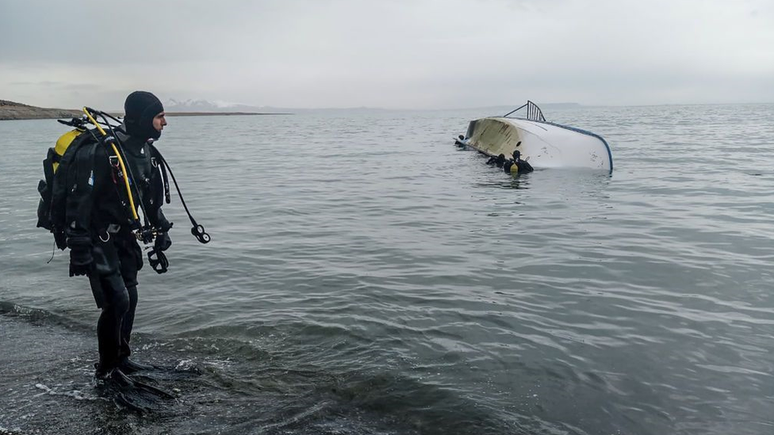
153, 112, 167, 132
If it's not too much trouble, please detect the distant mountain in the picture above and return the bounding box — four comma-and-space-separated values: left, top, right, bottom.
163, 98, 290, 113
461, 102, 582, 112
162, 98, 394, 113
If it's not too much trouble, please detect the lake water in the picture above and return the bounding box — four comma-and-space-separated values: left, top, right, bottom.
1, 104, 773, 434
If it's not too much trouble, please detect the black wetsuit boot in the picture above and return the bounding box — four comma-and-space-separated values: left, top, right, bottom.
119, 285, 138, 359
91, 230, 143, 377
94, 275, 130, 377
117, 283, 155, 373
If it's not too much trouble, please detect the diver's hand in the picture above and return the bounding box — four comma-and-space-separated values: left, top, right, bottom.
69, 249, 93, 277
154, 232, 172, 252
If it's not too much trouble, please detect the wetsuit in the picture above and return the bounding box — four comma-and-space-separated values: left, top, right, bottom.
64, 127, 171, 374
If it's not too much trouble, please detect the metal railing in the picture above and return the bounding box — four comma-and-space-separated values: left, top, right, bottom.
502, 100, 546, 122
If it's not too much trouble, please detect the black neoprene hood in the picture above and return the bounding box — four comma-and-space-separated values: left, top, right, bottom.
124, 91, 164, 140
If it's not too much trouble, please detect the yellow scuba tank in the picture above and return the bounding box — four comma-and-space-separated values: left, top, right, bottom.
52, 129, 84, 172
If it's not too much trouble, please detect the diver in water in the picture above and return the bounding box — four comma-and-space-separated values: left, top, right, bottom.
65, 91, 173, 381
455, 134, 469, 147
503, 150, 534, 174
487, 154, 507, 167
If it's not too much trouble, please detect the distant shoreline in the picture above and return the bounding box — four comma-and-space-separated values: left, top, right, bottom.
0, 99, 82, 120
0, 100, 291, 121
165, 112, 292, 117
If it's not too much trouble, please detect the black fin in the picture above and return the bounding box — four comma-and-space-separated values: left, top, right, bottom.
97, 368, 175, 413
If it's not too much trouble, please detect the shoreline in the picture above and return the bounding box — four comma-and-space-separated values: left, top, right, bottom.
0, 305, 422, 435
165, 111, 292, 117
0, 100, 292, 121
0, 111, 293, 121
0, 310, 204, 434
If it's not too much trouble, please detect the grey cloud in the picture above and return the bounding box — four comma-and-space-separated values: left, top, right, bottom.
1, 0, 773, 108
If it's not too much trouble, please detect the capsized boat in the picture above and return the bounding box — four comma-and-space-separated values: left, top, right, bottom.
456, 101, 613, 173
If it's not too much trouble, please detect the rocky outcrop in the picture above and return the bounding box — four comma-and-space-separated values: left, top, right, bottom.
0, 100, 82, 120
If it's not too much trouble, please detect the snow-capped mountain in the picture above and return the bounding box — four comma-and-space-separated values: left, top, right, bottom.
162, 98, 385, 113
164, 98, 240, 112
163, 98, 285, 113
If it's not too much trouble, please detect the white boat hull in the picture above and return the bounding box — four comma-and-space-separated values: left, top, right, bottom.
464, 117, 613, 172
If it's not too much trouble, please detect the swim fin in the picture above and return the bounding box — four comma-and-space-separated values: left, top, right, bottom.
119, 357, 158, 375
97, 368, 175, 413
118, 360, 201, 385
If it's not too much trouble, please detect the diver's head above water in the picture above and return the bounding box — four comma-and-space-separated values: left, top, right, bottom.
124, 91, 166, 141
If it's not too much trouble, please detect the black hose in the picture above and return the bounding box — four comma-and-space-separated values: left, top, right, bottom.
89, 107, 209, 244
153, 151, 210, 244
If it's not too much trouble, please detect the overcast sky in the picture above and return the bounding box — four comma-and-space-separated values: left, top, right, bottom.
1, 0, 773, 109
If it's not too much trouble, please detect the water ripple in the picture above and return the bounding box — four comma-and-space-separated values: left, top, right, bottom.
2, 105, 774, 434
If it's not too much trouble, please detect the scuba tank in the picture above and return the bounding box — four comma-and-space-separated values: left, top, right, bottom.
36, 117, 92, 247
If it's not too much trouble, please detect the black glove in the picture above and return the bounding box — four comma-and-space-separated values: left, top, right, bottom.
154, 232, 172, 252
69, 248, 93, 277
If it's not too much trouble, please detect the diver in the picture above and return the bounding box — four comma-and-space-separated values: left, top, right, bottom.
455, 134, 469, 148
503, 150, 534, 174
486, 154, 506, 166
64, 91, 173, 383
